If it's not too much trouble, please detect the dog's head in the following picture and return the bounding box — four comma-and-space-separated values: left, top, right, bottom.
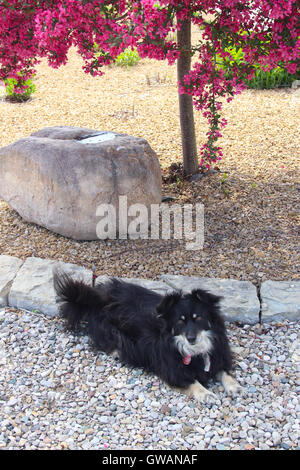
156, 289, 223, 359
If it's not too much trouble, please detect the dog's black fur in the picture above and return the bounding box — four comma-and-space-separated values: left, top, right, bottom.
54, 272, 238, 400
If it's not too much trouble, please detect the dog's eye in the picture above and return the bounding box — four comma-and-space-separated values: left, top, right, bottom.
177, 315, 186, 325
192, 313, 200, 320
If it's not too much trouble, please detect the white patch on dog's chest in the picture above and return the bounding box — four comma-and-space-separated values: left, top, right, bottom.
203, 352, 211, 371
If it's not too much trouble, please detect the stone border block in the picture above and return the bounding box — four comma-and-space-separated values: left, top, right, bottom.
260, 280, 300, 322
160, 274, 260, 324
96, 275, 172, 296
1, 254, 299, 324
8, 257, 92, 317
0, 255, 24, 307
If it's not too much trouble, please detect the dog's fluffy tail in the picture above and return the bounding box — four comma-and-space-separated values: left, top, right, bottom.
53, 271, 104, 330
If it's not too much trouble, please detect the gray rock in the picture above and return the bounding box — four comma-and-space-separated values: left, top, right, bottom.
0, 126, 162, 240
8, 257, 92, 317
160, 274, 260, 324
216, 443, 227, 450
260, 280, 300, 321
0, 255, 24, 306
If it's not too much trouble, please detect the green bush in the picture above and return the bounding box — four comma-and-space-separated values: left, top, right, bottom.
216, 45, 299, 89
246, 66, 299, 89
94, 45, 141, 69
2, 73, 36, 102
115, 47, 140, 68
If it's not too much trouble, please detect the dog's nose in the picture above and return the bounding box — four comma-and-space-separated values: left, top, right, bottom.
187, 335, 197, 345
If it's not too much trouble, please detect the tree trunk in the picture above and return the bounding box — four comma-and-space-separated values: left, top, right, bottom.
177, 17, 198, 175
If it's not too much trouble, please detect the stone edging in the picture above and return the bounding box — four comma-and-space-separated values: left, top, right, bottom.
0, 255, 299, 324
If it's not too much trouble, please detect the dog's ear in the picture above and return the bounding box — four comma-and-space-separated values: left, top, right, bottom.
156, 292, 181, 318
191, 289, 222, 307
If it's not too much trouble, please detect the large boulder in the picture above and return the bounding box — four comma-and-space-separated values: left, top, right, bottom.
0, 126, 162, 240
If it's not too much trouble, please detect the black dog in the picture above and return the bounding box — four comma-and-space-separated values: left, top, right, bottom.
54, 272, 241, 402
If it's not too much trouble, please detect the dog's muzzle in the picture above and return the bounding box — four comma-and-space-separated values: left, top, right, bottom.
174, 330, 213, 358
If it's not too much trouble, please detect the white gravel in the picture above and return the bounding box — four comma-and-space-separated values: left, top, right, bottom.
0, 307, 299, 450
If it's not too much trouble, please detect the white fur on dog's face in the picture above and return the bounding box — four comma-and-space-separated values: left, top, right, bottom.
174, 330, 213, 357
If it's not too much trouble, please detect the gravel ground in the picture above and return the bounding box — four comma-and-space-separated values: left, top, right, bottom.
0, 307, 299, 450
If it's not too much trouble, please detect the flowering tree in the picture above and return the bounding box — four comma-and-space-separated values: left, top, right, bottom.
0, 1, 299, 174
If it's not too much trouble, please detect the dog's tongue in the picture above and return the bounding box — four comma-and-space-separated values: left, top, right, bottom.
182, 353, 211, 371
182, 354, 191, 365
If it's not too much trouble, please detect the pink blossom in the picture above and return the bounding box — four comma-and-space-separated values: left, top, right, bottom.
0, 0, 299, 168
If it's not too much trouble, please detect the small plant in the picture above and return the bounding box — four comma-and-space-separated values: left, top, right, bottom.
115, 47, 140, 68
220, 172, 230, 196
216, 44, 300, 89
2, 72, 36, 102
109, 104, 136, 121
94, 45, 140, 69
221, 172, 227, 184
247, 65, 300, 89
145, 72, 173, 86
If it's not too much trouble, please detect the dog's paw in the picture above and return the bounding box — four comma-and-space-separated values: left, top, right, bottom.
195, 389, 217, 403
111, 350, 119, 360
226, 380, 243, 396
187, 381, 217, 403
221, 373, 242, 396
